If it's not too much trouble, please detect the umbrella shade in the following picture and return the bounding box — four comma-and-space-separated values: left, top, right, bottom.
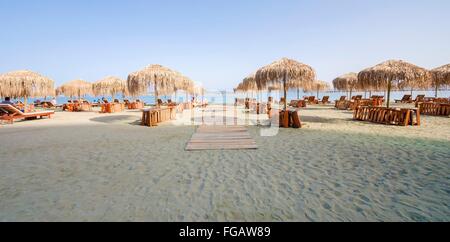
127, 64, 181, 104
255, 58, 316, 110
358, 60, 432, 108
0, 70, 54, 99
431, 64, 450, 97
57, 80, 93, 99
93, 76, 128, 98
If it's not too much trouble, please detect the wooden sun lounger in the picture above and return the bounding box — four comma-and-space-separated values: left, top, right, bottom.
0, 104, 54, 124
320, 96, 330, 104
395, 95, 412, 103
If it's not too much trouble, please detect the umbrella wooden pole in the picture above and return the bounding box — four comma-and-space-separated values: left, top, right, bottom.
283, 74, 287, 111
386, 81, 392, 108
297, 88, 300, 100
317, 89, 319, 100
24, 96, 28, 113
154, 83, 159, 107
435, 85, 439, 98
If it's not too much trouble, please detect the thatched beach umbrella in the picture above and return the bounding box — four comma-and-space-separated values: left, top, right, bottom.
92, 76, 128, 99
255, 58, 316, 110
333, 72, 359, 98
358, 60, 431, 108
0, 70, 55, 106
305, 80, 331, 99
57, 80, 93, 100
431, 64, 450, 97
127, 64, 180, 105
175, 75, 194, 102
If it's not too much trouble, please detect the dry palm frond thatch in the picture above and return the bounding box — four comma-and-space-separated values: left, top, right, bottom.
333, 72, 358, 92
255, 58, 316, 110
242, 73, 258, 91
93, 76, 128, 98
57, 80, 92, 99
357, 60, 432, 107
305, 80, 331, 98
431, 64, 450, 97
0, 70, 55, 99
127, 64, 182, 104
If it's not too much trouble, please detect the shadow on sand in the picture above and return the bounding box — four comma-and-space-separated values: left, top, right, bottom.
90, 115, 141, 125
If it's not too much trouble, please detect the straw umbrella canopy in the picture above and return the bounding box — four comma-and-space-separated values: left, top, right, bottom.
305, 80, 331, 99
234, 82, 245, 93
358, 60, 431, 108
174, 75, 194, 102
92, 76, 128, 99
333, 72, 359, 97
127, 64, 180, 105
255, 58, 316, 110
57, 80, 93, 100
431, 64, 450, 97
0, 70, 55, 104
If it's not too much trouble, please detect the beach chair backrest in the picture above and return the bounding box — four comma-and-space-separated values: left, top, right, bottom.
416, 95, 425, 102
340, 96, 346, 101
322, 96, 329, 102
403, 95, 412, 101
0, 104, 24, 115
308, 96, 315, 102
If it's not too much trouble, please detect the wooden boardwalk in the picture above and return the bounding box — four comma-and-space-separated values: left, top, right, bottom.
185, 126, 258, 151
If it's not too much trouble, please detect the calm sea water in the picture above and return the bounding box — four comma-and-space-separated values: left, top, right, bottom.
13, 89, 450, 105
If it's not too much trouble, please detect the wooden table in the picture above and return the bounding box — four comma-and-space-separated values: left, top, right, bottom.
354, 106, 420, 126
141, 107, 176, 127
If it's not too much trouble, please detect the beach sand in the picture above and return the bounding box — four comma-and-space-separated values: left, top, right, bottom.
0, 105, 449, 221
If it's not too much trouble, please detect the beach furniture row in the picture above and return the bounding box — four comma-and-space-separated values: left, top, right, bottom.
0, 104, 54, 124
353, 106, 420, 126
419, 102, 450, 116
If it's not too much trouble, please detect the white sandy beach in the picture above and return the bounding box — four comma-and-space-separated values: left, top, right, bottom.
0, 104, 449, 221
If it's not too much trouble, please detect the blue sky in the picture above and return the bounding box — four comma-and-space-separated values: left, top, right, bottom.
1, 0, 449, 90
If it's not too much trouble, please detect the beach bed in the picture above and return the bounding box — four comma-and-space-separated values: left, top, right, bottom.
395, 95, 413, 103
0, 104, 54, 124
100, 103, 125, 113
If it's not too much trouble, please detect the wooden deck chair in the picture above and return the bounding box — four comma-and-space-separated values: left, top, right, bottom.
320, 96, 330, 104
0, 104, 54, 124
395, 95, 412, 103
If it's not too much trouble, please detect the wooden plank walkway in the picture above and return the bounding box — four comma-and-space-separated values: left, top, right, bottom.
186, 125, 258, 151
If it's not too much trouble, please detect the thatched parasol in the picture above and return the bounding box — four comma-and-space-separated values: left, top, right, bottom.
358, 60, 431, 108
234, 82, 245, 93
57, 80, 93, 100
305, 80, 331, 99
431, 64, 450, 97
174, 75, 194, 102
255, 58, 316, 110
127, 64, 181, 105
92, 76, 128, 99
333, 72, 358, 94
0, 70, 55, 104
